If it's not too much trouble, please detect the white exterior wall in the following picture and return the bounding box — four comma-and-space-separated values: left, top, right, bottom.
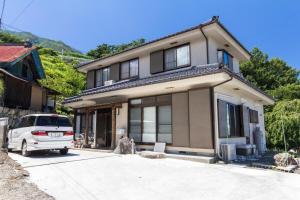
208, 37, 219, 64
137, 36, 215, 79
208, 37, 240, 73
139, 53, 150, 78
190, 38, 207, 66
214, 86, 267, 155
233, 58, 240, 74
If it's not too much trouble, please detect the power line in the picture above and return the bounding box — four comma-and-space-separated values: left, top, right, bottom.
11, 0, 35, 25
0, 0, 6, 29
1, 22, 26, 32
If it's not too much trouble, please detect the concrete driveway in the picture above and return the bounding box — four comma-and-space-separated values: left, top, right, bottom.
9, 149, 300, 200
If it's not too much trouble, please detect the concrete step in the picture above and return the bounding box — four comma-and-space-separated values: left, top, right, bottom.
72, 147, 113, 153
165, 153, 216, 164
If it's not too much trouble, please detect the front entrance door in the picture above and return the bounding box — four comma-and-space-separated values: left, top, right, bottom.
96, 108, 112, 148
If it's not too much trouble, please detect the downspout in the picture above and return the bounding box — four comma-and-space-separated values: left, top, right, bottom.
210, 73, 233, 160
200, 26, 209, 64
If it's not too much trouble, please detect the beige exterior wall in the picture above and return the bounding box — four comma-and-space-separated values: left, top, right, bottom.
189, 88, 213, 149
30, 85, 43, 111
171, 88, 214, 151
172, 92, 190, 147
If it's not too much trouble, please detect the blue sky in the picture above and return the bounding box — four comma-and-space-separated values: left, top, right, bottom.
2, 0, 300, 69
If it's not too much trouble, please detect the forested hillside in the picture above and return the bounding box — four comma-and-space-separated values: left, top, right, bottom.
4, 30, 81, 53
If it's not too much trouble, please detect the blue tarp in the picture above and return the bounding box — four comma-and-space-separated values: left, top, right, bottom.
31, 49, 46, 79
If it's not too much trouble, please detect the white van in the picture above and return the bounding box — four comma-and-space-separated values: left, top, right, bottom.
7, 114, 74, 156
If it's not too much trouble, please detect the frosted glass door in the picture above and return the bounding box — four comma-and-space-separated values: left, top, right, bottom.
143, 106, 156, 142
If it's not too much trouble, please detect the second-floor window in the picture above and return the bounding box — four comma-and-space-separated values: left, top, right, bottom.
120, 59, 139, 80
164, 44, 190, 70
218, 50, 233, 70
95, 67, 110, 87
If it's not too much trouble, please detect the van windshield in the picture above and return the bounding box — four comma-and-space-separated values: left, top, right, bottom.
36, 116, 72, 127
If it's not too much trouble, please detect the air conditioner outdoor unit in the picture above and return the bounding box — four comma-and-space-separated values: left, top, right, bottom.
220, 144, 237, 162
104, 80, 114, 86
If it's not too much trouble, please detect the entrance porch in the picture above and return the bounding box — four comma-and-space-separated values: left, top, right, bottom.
74, 103, 122, 149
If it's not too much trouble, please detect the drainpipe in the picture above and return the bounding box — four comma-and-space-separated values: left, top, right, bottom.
199, 16, 220, 65
210, 73, 233, 160
200, 26, 209, 64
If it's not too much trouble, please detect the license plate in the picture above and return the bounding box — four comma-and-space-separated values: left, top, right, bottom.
48, 132, 63, 137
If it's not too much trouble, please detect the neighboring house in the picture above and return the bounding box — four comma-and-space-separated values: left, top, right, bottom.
0, 43, 58, 112
64, 16, 274, 157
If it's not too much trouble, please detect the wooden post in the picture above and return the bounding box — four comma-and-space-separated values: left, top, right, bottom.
73, 109, 77, 141
111, 106, 116, 149
54, 95, 57, 113
84, 109, 89, 147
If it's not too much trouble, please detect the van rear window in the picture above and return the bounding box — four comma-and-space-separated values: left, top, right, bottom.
36, 116, 72, 127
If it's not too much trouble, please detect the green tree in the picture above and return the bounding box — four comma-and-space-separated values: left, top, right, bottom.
0, 32, 22, 43
265, 100, 300, 150
268, 83, 300, 101
241, 48, 300, 150
240, 48, 299, 91
87, 38, 145, 58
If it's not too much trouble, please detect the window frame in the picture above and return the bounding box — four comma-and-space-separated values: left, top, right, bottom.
94, 66, 111, 87
120, 58, 139, 80
217, 99, 243, 138
163, 43, 191, 72
217, 49, 233, 70
249, 109, 259, 124
128, 94, 172, 145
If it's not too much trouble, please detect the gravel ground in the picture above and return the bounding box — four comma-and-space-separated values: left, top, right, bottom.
0, 151, 54, 200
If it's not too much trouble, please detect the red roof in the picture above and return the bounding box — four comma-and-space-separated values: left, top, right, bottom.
0, 44, 35, 63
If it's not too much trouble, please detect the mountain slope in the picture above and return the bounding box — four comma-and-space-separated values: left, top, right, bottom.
4, 30, 81, 53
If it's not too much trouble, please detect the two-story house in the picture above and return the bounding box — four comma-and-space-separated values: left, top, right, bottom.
64, 16, 274, 158
0, 43, 58, 112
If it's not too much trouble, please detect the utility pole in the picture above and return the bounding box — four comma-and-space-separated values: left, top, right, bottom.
0, 0, 6, 30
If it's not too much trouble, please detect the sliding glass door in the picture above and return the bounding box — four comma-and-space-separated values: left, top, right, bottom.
129, 107, 142, 142
129, 94, 172, 144
158, 105, 172, 143
142, 107, 156, 143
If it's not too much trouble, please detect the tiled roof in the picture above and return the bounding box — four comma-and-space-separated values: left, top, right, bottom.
64, 64, 222, 104
64, 63, 274, 105
0, 44, 35, 63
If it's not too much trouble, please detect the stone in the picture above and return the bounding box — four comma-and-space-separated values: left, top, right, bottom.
114, 137, 135, 154
273, 152, 298, 167
154, 143, 166, 153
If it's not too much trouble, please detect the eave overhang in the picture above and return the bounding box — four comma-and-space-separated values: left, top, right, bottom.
64, 64, 274, 108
